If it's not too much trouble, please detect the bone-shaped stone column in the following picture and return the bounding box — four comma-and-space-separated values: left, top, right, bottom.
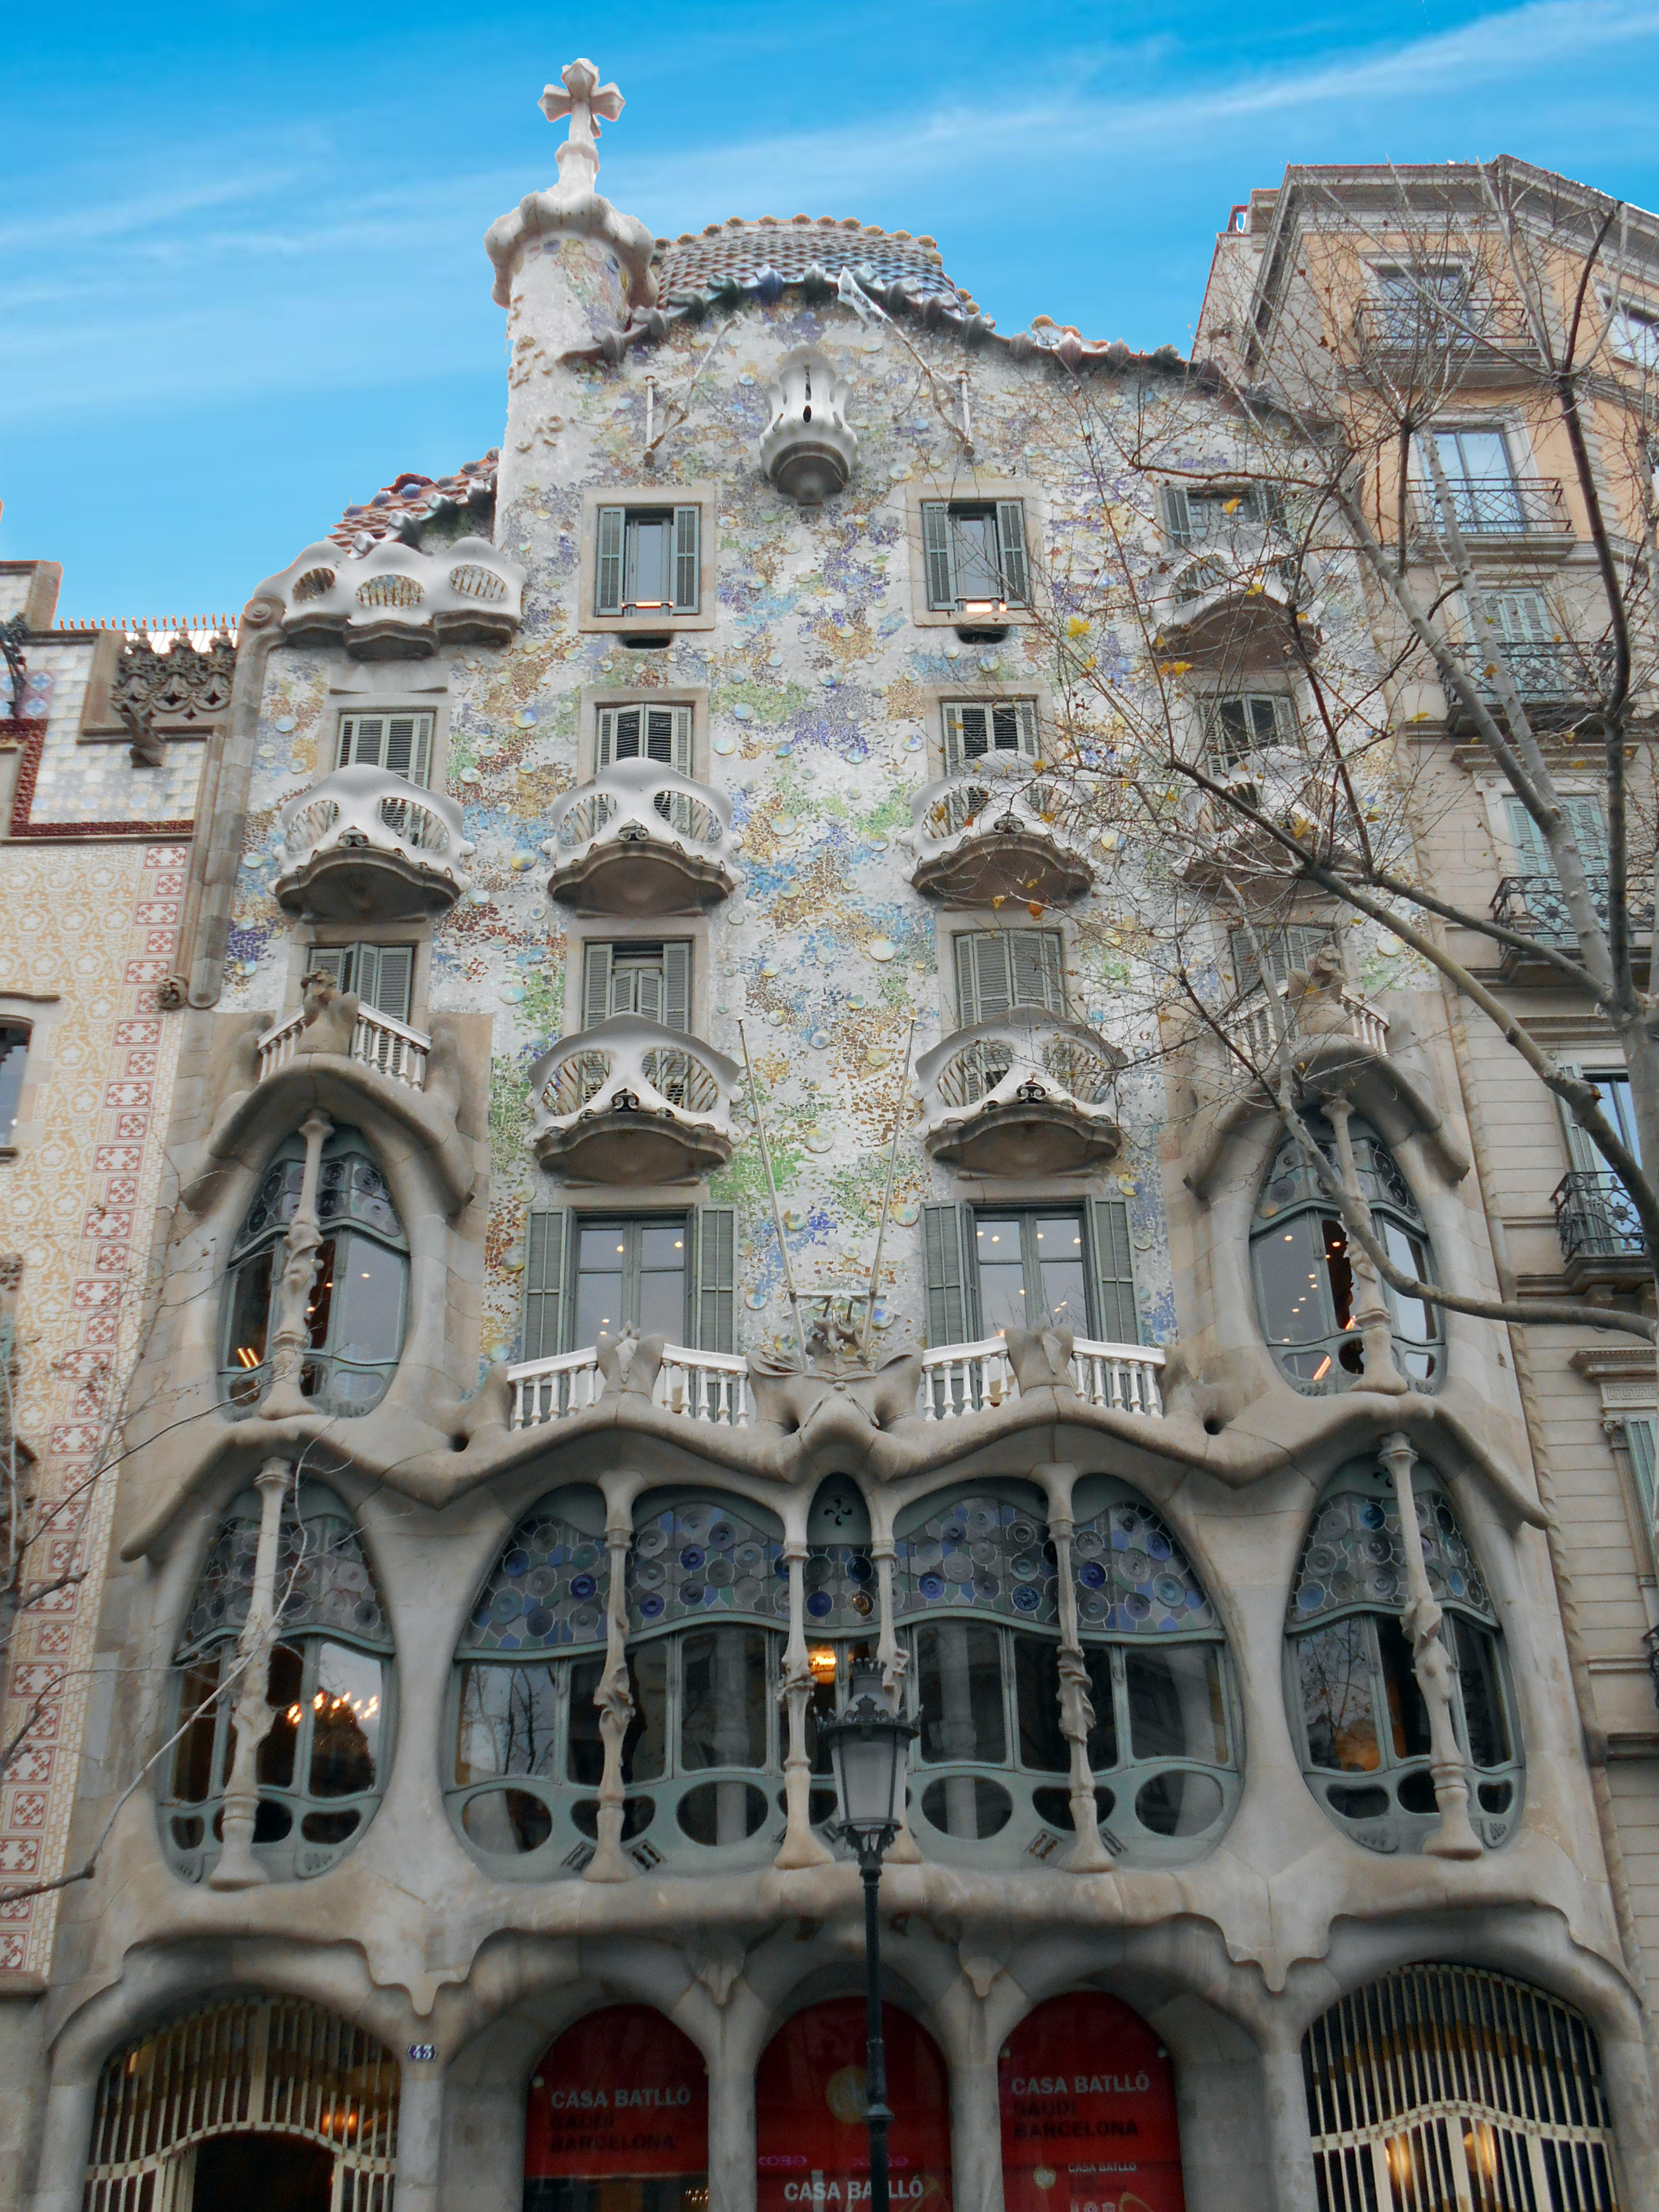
584, 1509, 637, 1882
774, 1543, 832, 1869
260, 1110, 332, 1419
1380, 1430, 1483, 1860
209, 1457, 292, 1890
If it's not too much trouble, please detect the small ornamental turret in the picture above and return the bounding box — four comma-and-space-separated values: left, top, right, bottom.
760, 347, 859, 505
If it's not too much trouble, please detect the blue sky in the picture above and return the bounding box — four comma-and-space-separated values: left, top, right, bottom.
8, 0, 1659, 619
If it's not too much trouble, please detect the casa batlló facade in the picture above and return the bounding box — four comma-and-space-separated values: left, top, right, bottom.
5, 66, 1658, 2212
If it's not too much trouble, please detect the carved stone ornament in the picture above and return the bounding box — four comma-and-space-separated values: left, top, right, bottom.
115, 631, 235, 767
760, 348, 858, 506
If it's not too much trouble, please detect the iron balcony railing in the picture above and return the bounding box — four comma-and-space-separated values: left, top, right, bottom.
1353, 298, 1540, 357
1470, 639, 1614, 704
1490, 872, 1654, 951
1553, 1169, 1647, 1265
1409, 476, 1569, 538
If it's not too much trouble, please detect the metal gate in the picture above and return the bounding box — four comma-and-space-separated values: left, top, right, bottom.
82, 1994, 398, 2211
1304, 1963, 1620, 2210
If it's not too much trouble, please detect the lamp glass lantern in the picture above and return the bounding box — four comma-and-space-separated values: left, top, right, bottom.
822, 1686, 916, 1843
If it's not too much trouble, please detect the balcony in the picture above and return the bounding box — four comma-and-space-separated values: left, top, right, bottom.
1449, 640, 1615, 732
1223, 976, 1390, 1068
1351, 298, 1541, 366
1408, 477, 1570, 544
910, 759, 1093, 908
1489, 873, 1653, 978
272, 537, 524, 659
505, 1334, 1165, 1433
544, 760, 739, 917
1553, 1169, 1650, 1294
914, 1008, 1124, 1178
1154, 557, 1313, 665
275, 765, 474, 922
529, 1015, 739, 1183
256, 1002, 430, 1091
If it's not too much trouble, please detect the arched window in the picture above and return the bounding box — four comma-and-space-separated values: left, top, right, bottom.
161, 1483, 393, 1883
1252, 1111, 1440, 1393
221, 1128, 408, 1416
755, 2000, 952, 2212
447, 1487, 786, 1874
1287, 1458, 1521, 1852
1304, 1964, 1617, 2208
1069, 1476, 1239, 1860
800, 1475, 880, 1826
525, 2008, 708, 2212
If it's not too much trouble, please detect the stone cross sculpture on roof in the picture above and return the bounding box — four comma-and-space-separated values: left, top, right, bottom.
540, 58, 624, 202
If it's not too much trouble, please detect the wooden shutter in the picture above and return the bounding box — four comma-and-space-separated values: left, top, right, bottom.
1506, 794, 1607, 877
672, 506, 701, 614
1160, 486, 1194, 545
337, 715, 373, 769
661, 942, 692, 1034
645, 708, 680, 765
1491, 589, 1553, 643
522, 1208, 570, 1361
955, 932, 1010, 1025
595, 506, 626, 616
1624, 1417, 1658, 1541
307, 945, 351, 990
995, 501, 1030, 605
922, 503, 956, 609
383, 714, 431, 786
993, 700, 1037, 755
922, 1202, 979, 1346
1087, 1197, 1139, 1345
1011, 930, 1066, 1014
694, 1206, 737, 1353
600, 706, 642, 765
366, 945, 414, 1024
582, 942, 614, 1030
945, 704, 989, 770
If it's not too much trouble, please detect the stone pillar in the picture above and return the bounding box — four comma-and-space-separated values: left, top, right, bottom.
27, 2075, 96, 2212
1037, 1461, 1112, 1874
260, 1111, 331, 1418
774, 1543, 830, 1869
394, 2060, 446, 2212
1256, 2038, 1319, 2212
1322, 1094, 1406, 1396
1379, 1432, 1483, 1860
706, 2027, 757, 2212
585, 1509, 635, 1883
871, 1533, 920, 1862
1597, 2025, 1659, 2208
210, 1456, 291, 1890
947, 2040, 1004, 2212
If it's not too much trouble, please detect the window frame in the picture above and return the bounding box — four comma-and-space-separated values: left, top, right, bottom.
300, 941, 418, 1026
333, 708, 436, 788
578, 487, 718, 636
567, 1212, 694, 1349
580, 685, 708, 780
939, 695, 1040, 774
580, 938, 694, 1033
1606, 293, 1659, 371
968, 1206, 1095, 1341
906, 478, 1042, 629
0, 1019, 32, 1153
1202, 689, 1299, 774
950, 924, 1069, 1026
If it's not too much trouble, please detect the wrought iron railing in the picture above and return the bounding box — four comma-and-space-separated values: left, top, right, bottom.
1490, 871, 1653, 950
1553, 1169, 1647, 1265
1469, 639, 1613, 704
1409, 476, 1569, 537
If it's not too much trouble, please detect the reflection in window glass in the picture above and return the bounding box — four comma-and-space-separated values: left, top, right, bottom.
1082, 1647, 1119, 1771
455, 1664, 560, 1784
1125, 1645, 1228, 1766
309, 1643, 384, 1797
1013, 1636, 1068, 1773
1449, 1616, 1510, 1769
915, 1621, 1006, 1765
1298, 1618, 1382, 1773
1376, 1616, 1432, 1762
679, 1627, 768, 1771
628, 1641, 669, 1784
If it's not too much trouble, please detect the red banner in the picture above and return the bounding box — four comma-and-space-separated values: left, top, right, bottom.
756, 1999, 953, 2212
525, 2005, 709, 2180
998, 1994, 1185, 2212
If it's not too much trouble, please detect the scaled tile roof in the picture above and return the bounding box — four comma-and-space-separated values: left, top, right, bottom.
654, 216, 970, 310
327, 453, 499, 555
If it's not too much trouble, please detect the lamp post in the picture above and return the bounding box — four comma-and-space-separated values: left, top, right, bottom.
820, 1683, 918, 2212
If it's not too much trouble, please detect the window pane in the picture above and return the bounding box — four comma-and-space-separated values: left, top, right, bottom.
309, 1644, 384, 1797
1447, 429, 1512, 481
305, 1237, 336, 1352
679, 1626, 768, 1771
1381, 1221, 1436, 1346
1298, 1618, 1382, 1772
951, 510, 1001, 601
225, 1251, 274, 1378
0, 1025, 29, 1144
1449, 1616, 1511, 1769
638, 1222, 687, 1341
627, 1640, 668, 1783
915, 1620, 1007, 1765
455, 1663, 560, 1784
975, 1217, 1027, 1337
258, 1643, 304, 1788
1032, 1215, 1088, 1333
575, 1225, 628, 1343
1376, 1614, 1433, 1761
1013, 1635, 1068, 1772
172, 1657, 224, 1803
1256, 1215, 1336, 1346
567, 1655, 605, 1786
1084, 1647, 1119, 1770
629, 515, 672, 608
1125, 1644, 1227, 1765
332, 1235, 404, 1365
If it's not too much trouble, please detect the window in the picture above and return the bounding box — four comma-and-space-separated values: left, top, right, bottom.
922, 1198, 1138, 1352
1160, 483, 1277, 548
0, 1024, 29, 1146
1207, 692, 1295, 773
1506, 791, 1609, 882
1373, 263, 1472, 344
1609, 299, 1659, 371
581, 940, 691, 1031
1288, 1460, 1521, 1852
594, 506, 701, 617
304, 944, 414, 1025
1416, 427, 1531, 533
596, 702, 693, 775
921, 500, 1030, 614
1227, 923, 1339, 995
518, 1208, 738, 1359
448, 1491, 787, 1872
940, 699, 1039, 773
895, 1483, 1238, 1862
1252, 1112, 1440, 1391
161, 1481, 394, 1883
335, 711, 433, 786
953, 928, 1065, 1025
221, 1129, 409, 1416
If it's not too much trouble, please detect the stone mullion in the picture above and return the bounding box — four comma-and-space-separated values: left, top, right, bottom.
1048, 1510, 1114, 1872
773, 1543, 830, 1869
585, 1514, 637, 1883
261, 1108, 332, 1418
1379, 1430, 1483, 1860
209, 1456, 290, 1891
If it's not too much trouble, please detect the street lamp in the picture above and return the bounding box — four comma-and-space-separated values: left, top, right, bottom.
820, 1681, 918, 2212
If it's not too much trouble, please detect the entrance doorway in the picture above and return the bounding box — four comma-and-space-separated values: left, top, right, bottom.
192, 2134, 334, 2211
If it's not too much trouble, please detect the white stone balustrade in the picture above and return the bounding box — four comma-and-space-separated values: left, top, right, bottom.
529, 1014, 740, 1182
915, 1007, 1125, 1177
268, 537, 525, 658
544, 759, 739, 916
256, 1004, 432, 1091
1226, 979, 1390, 1068
274, 765, 474, 922
909, 757, 1094, 907
505, 1334, 1164, 1432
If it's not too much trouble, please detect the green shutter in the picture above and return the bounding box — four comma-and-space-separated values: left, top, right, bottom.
662, 942, 691, 1034
1491, 589, 1553, 644
993, 702, 1036, 754
1553, 1062, 1605, 1176
995, 501, 1030, 605
1087, 1196, 1139, 1345
956, 931, 1013, 1025
1624, 1417, 1658, 1537
922, 503, 956, 610
1161, 486, 1193, 546
308, 945, 350, 990
953, 705, 990, 765
369, 947, 414, 1024
694, 1205, 737, 1353
1011, 930, 1065, 1014
608, 706, 642, 762
645, 709, 679, 764
582, 943, 614, 1030
595, 506, 626, 616
672, 506, 701, 614
922, 1202, 979, 1346
522, 1208, 570, 1360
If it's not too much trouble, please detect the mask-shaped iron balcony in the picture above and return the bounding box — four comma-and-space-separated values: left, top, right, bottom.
909, 757, 1094, 908
529, 1015, 740, 1184
274, 765, 474, 922
916, 1007, 1125, 1178
544, 760, 739, 917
